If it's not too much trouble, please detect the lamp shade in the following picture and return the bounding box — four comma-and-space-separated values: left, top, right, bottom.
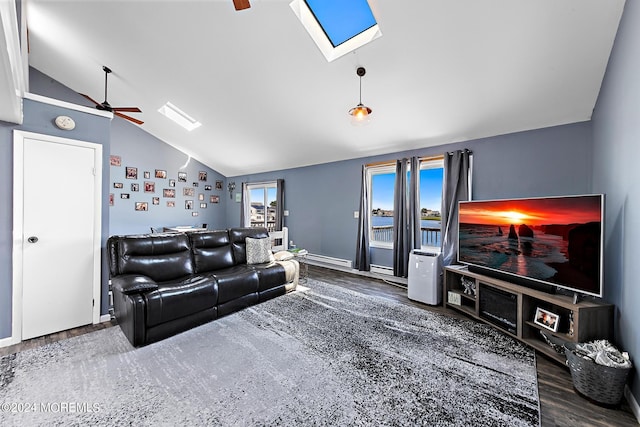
349, 103, 372, 125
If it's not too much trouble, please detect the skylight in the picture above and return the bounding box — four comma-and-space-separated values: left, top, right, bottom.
158, 102, 201, 131
290, 0, 382, 62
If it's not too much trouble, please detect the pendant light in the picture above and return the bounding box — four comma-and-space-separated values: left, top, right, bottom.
348, 67, 372, 125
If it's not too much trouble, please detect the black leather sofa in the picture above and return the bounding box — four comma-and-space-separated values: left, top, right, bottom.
107, 227, 298, 346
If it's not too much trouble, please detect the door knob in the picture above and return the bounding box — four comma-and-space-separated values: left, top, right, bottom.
27, 236, 38, 243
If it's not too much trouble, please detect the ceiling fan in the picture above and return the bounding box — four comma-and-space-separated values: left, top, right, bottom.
233, 0, 250, 11
80, 66, 143, 125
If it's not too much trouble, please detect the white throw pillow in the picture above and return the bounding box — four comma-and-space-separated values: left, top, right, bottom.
246, 237, 275, 264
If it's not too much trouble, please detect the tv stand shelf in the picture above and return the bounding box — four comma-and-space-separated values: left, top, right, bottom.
443, 266, 614, 364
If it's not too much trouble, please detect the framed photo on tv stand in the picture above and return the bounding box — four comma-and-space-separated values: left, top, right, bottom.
534, 307, 560, 333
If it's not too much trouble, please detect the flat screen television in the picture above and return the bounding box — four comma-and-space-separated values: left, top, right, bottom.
457, 194, 604, 297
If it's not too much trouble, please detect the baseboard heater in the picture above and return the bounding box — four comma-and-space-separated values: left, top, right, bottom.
306, 253, 352, 269
370, 264, 394, 276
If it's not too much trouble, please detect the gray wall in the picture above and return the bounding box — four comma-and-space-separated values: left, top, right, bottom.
227, 121, 594, 267
0, 93, 111, 339
108, 117, 227, 236
592, 0, 640, 405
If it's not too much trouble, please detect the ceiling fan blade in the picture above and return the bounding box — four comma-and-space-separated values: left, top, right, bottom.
114, 111, 144, 125
112, 107, 142, 113
79, 93, 100, 107
233, 0, 250, 11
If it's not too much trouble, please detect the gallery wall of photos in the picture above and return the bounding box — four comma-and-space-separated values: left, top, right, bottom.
109, 155, 222, 219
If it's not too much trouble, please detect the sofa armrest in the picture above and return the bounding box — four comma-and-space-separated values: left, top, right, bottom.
112, 274, 159, 295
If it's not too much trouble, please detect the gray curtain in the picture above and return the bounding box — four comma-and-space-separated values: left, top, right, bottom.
240, 182, 249, 227
355, 165, 370, 271
276, 179, 284, 231
441, 149, 471, 266
409, 156, 421, 250
393, 157, 421, 277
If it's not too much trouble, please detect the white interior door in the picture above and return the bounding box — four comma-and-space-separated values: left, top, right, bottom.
17, 134, 101, 340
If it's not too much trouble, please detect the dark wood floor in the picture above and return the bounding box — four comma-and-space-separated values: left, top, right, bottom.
1, 265, 637, 426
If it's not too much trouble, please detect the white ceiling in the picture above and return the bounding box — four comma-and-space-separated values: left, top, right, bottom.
25, 0, 625, 177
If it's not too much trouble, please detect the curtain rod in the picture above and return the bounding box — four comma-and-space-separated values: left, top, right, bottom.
366, 154, 446, 168
446, 149, 473, 155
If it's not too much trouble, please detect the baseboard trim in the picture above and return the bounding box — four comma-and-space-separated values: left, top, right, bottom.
624, 385, 640, 424
99, 314, 112, 323
0, 335, 20, 349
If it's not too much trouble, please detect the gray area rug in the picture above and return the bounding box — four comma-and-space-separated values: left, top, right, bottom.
0, 278, 540, 426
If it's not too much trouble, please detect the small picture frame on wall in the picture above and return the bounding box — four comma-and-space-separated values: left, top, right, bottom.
210, 195, 219, 204
167, 201, 175, 207
183, 187, 194, 197
215, 180, 223, 190
152, 197, 160, 205
144, 171, 151, 179
169, 179, 176, 187
534, 307, 560, 332
144, 181, 155, 193
192, 212, 199, 217
126, 167, 138, 179
114, 182, 123, 189
199, 171, 207, 181
204, 185, 212, 191
200, 203, 207, 209
109, 155, 121, 166
155, 169, 167, 179
193, 182, 199, 187
163, 188, 176, 198
131, 183, 139, 192
185, 200, 194, 210
135, 202, 148, 211
178, 172, 187, 182
120, 193, 130, 199
198, 194, 204, 201
109, 193, 114, 206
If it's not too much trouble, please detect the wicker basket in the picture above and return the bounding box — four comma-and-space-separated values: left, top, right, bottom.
564, 343, 632, 406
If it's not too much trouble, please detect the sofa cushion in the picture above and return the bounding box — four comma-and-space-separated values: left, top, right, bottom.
116, 233, 194, 282
188, 230, 236, 272
209, 267, 259, 304
229, 227, 269, 264
250, 262, 287, 291
246, 237, 275, 264
145, 276, 218, 327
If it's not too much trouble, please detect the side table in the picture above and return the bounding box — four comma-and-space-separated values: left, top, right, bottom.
289, 248, 308, 284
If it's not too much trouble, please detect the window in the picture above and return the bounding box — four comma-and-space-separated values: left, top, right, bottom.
368, 158, 444, 249
246, 182, 277, 230
418, 159, 444, 248
369, 165, 395, 248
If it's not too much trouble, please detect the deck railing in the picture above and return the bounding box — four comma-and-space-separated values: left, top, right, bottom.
250, 221, 277, 232
372, 225, 441, 247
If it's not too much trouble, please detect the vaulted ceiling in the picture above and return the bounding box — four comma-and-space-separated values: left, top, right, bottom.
25, 0, 625, 176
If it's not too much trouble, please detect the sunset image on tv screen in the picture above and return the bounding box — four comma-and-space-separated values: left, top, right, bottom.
458, 195, 602, 295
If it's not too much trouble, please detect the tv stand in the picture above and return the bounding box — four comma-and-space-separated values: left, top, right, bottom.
443, 265, 614, 364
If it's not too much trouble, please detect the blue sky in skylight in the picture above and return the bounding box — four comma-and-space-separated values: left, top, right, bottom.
305, 0, 377, 47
